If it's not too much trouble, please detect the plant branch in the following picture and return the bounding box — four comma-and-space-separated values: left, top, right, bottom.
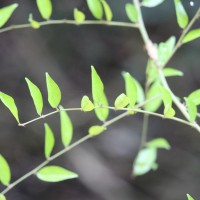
0, 19, 138, 34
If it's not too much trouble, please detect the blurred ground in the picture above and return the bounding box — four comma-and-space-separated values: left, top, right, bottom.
0, 0, 200, 200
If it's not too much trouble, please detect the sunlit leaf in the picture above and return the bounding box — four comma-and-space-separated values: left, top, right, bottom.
46, 73, 61, 108
125, 3, 138, 23
101, 0, 113, 21
183, 29, 200, 44
36, 0, 52, 20
36, 166, 78, 182
122, 72, 137, 108
25, 78, 43, 116
142, 0, 165, 7
114, 93, 130, 109
185, 98, 197, 122
91, 66, 109, 121
59, 106, 73, 147
174, 0, 188, 29
133, 148, 157, 176
188, 89, 200, 106
74, 8, 85, 23
164, 105, 175, 118
163, 68, 183, 77
146, 138, 171, 150
89, 125, 106, 136
28, 14, 40, 29
135, 79, 145, 103
86, 0, 103, 19
44, 123, 55, 159
0, 92, 19, 123
145, 81, 162, 112
0, 194, 6, 200
187, 194, 195, 200
0, 154, 11, 186
0, 3, 18, 28
81, 96, 94, 112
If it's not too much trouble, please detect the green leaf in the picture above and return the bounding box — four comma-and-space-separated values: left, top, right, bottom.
36, 0, 52, 20
25, 78, 43, 116
188, 89, 200, 106
163, 68, 183, 77
28, 14, 40, 29
185, 98, 197, 122
74, 8, 85, 23
101, 0, 113, 21
164, 105, 175, 118
0, 194, 6, 200
122, 72, 137, 108
133, 148, 157, 176
0, 92, 19, 123
86, 0, 103, 20
183, 29, 200, 44
125, 3, 138, 23
59, 106, 73, 147
0, 3, 18, 28
146, 59, 158, 84
135, 79, 145, 103
114, 93, 130, 109
157, 36, 176, 66
174, 0, 188, 29
36, 166, 78, 182
91, 66, 109, 121
89, 125, 106, 136
146, 138, 171, 150
142, 0, 165, 7
187, 194, 195, 200
44, 123, 55, 159
145, 82, 162, 112
81, 96, 94, 112
46, 73, 61, 108
0, 154, 11, 186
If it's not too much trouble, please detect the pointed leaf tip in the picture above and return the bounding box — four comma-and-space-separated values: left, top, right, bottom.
187, 194, 195, 200
36, 0, 52, 20
81, 96, 94, 111
114, 93, 130, 109
74, 8, 85, 23
86, 0, 103, 20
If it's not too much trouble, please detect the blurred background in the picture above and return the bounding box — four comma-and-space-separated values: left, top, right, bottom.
0, 0, 200, 199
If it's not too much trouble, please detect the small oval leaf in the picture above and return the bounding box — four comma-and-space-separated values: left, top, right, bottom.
146, 138, 171, 150
0, 3, 18, 28
28, 14, 40, 29
46, 73, 61, 108
86, 0, 103, 20
36, 0, 52, 20
91, 66, 109, 121
163, 68, 183, 77
25, 78, 43, 116
0, 92, 19, 123
0, 194, 6, 200
125, 3, 138, 23
44, 123, 55, 159
89, 125, 106, 136
0, 154, 11, 186
188, 89, 200, 106
183, 29, 200, 44
59, 106, 73, 147
74, 8, 85, 23
185, 98, 197, 122
101, 0, 113, 21
81, 96, 94, 112
142, 0, 165, 7
174, 0, 188, 29
36, 166, 78, 182
114, 93, 130, 109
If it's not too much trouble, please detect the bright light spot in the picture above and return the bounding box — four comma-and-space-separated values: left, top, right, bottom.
190, 1, 194, 6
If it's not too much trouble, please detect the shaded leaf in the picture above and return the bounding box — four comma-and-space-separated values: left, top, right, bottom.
44, 123, 55, 159
146, 59, 158, 84
91, 66, 109, 121
185, 98, 197, 122
36, 166, 78, 182
187, 194, 195, 200
146, 138, 171, 150
142, 0, 165, 7
74, 8, 85, 23
133, 148, 157, 176
86, 0, 103, 19
25, 78, 43, 115
188, 89, 200, 106
101, 0, 113, 21
174, 0, 188, 29
0, 154, 11, 186
28, 14, 40, 29
114, 93, 130, 109
59, 106, 73, 147
0, 92, 19, 123
46, 73, 61, 108
36, 0, 52, 20
125, 3, 138, 23
183, 29, 200, 44
0, 3, 18, 28
163, 68, 183, 77
89, 125, 106, 136
81, 96, 94, 112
